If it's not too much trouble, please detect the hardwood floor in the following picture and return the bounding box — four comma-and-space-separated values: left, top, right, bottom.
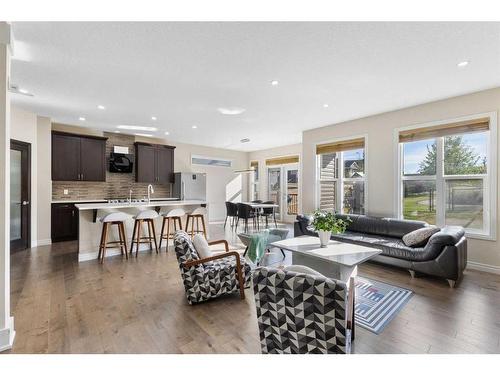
5, 222, 500, 354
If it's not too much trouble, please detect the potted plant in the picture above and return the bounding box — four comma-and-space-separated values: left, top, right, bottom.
311, 210, 351, 247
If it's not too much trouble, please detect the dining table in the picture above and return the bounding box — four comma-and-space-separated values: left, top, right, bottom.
240, 201, 279, 230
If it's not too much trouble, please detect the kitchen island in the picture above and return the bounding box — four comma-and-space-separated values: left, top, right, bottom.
75, 199, 208, 262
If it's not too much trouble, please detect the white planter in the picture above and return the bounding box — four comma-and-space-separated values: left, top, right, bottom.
318, 230, 331, 248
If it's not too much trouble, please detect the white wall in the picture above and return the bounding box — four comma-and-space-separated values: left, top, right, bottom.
36, 116, 51, 244
302, 87, 500, 271
10, 106, 38, 247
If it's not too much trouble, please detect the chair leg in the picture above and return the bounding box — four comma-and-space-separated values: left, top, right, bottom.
236, 264, 245, 300
150, 219, 158, 254
100, 222, 109, 264
165, 217, 171, 251
130, 219, 138, 254
177, 216, 183, 231
120, 222, 128, 260
159, 216, 166, 250
273, 212, 277, 228
200, 215, 207, 239
98, 224, 105, 261
224, 215, 228, 228
135, 220, 141, 257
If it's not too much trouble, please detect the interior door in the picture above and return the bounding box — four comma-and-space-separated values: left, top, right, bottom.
80, 137, 106, 181
284, 164, 300, 222
10, 140, 31, 252
267, 167, 281, 218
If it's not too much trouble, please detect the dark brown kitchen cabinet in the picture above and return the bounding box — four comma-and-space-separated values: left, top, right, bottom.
52, 131, 107, 181
51, 203, 78, 242
135, 142, 175, 183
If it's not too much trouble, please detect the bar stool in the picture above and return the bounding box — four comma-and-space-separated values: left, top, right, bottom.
159, 208, 186, 250
185, 207, 208, 239
130, 209, 159, 257
98, 212, 129, 264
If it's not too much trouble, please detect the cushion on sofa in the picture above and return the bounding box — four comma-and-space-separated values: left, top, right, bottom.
402, 226, 440, 247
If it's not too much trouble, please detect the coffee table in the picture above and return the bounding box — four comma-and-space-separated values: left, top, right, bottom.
270, 235, 382, 339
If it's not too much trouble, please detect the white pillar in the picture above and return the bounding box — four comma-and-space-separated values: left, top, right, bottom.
0, 22, 15, 352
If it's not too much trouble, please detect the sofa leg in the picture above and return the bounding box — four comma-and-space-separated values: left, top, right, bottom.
408, 269, 416, 278
447, 279, 456, 288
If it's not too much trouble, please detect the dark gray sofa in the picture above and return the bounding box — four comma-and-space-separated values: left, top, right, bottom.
294, 214, 467, 287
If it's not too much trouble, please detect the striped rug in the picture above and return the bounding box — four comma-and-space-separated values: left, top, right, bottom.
355, 277, 413, 334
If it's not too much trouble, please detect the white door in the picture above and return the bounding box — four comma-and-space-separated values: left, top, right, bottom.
267, 164, 300, 223
267, 167, 281, 219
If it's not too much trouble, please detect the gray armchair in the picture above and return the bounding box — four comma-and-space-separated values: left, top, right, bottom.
252, 267, 352, 354
173, 231, 252, 304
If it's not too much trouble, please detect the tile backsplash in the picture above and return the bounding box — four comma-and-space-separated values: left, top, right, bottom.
52, 132, 171, 201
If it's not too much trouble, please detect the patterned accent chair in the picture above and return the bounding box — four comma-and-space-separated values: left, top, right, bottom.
173, 231, 252, 304
252, 267, 353, 354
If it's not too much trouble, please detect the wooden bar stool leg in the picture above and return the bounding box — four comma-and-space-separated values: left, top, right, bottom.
130, 219, 138, 254
165, 218, 171, 251
201, 215, 207, 239
151, 219, 158, 254
101, 222, 109, 264
190, 216, 195, 238
185, 216, 190, 235
159, 216, 166, 250
177, 216, 183, 231
98, 224, 105, 261
146, 219, 153, 252
120, 222, 128, 260
135, 220, 142, 257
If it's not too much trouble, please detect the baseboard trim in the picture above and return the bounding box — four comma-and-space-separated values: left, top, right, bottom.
467, 261, 500, 275
0, 317, 15, 352
36, 238, 52, 246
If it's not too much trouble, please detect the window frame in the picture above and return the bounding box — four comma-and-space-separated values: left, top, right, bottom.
315, 135, 368, 214
250, 160, 259, 200
395, 112, 497, 241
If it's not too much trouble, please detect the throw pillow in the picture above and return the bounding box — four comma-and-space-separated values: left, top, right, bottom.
285, 265, 325, 278
193, 234, 212, 259
402, 226, 440, 247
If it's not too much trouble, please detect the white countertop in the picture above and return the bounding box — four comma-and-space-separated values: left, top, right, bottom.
75, 199, 207, 210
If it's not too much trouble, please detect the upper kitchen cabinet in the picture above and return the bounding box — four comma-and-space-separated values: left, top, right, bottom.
135, 142, 175, 183
52, 131, 107, 181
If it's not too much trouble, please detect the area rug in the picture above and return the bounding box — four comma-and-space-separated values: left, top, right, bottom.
355, 277, 413, 334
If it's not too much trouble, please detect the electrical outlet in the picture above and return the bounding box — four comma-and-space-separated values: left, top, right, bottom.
63, 189, 69, 195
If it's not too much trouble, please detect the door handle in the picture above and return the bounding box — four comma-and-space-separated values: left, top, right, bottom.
22, 201, 30, 205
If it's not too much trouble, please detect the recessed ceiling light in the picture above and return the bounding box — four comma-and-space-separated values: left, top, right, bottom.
457, 61, 469, 68
97, 105, 105, 110
114, 130, 121, 133
117, 125, 157, 131
135, 133, 153, 137
79, 117, 86, 121
19, 88, 29, 94
240, 138, 250, 143
218, 107, 246, 115
164, 131, 170, 136
151, 116, 157, 121
271, 80, 279, 86
323, 104, 329, 108
192, 125, 198, 129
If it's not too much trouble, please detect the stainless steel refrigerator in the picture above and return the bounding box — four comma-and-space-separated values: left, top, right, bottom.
173, 172, 207, 200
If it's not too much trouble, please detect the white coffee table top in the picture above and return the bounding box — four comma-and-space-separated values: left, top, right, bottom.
270, 235, 382, 267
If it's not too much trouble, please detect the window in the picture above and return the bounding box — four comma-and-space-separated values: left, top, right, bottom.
399, 115, 495, 238
191, 155, 232, 167
316, 137, 366, 214
250, 160, 259, 200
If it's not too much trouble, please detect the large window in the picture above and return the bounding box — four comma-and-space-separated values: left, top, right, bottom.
316, 137, 366, 214
399, 115, 495, 238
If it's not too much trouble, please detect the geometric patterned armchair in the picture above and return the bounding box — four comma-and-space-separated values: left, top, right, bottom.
173, 231, 252, 305
252, 267, 352, 354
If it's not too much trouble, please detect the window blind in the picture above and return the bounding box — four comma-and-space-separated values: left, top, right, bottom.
316, 137, 365, 155
265, 155, 300, 166
399, 117, 490, 143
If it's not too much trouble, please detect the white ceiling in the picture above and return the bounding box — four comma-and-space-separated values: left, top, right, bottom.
10, 22, 500, 151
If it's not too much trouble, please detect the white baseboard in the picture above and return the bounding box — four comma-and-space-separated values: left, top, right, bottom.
467, 261, 500, 275
0, 317, 15, 352
32, 238, 52, 247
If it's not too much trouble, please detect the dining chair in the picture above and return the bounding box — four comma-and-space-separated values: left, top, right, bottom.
261, 200, 278, 228
236, 203, 256, 232
224, 201, 238, 229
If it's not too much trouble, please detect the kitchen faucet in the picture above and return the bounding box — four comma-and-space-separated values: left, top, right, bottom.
147, 184, 154, 203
